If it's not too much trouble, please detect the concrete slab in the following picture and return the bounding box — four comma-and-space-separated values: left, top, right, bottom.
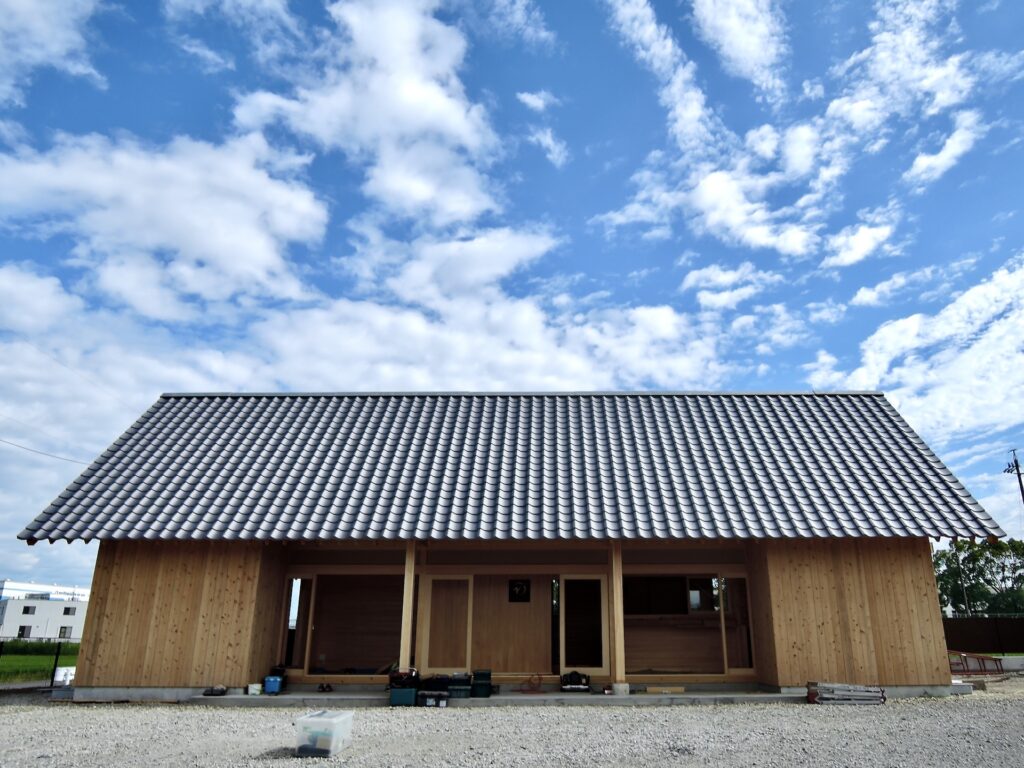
182, 690, 806, 708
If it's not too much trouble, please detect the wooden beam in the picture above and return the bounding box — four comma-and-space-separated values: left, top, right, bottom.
399, 540, 416, 669
608, 541, 626, 683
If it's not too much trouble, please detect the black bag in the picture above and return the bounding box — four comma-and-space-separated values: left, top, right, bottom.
389, 667, 420, 689
560, 671, 590, 691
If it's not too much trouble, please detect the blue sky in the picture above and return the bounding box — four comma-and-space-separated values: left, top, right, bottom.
0, 0, 1022, 587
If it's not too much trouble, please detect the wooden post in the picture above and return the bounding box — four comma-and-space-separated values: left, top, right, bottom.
399, 540, 416, 669
608, 541, 626, 685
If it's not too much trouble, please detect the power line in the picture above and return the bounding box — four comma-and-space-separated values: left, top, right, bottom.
0, 437, 90, 465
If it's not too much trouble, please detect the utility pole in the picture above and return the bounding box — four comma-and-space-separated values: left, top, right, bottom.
1005, 449, 1024, 508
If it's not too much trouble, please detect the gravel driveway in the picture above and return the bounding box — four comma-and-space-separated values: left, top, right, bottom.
2, 679, 1023, 767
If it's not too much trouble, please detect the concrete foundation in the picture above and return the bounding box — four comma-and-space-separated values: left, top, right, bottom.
69, 682, 972, 706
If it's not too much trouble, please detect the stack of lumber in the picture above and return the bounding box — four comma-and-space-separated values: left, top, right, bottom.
807, 682, 886, 705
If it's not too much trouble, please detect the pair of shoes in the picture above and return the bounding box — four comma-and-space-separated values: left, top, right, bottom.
316, 683, 334, 693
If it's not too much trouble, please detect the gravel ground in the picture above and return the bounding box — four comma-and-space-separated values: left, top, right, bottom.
2, 679, 1023, 768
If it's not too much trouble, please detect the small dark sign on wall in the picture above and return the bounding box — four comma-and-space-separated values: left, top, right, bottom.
508, 579, 530, 603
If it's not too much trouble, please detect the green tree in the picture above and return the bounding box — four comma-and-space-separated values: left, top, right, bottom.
933, 538, 1024, 615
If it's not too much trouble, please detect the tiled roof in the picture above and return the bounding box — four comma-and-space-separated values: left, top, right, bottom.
19, 392, 1003, 542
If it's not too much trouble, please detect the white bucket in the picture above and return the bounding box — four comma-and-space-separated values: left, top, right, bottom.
247, 683, 263, 695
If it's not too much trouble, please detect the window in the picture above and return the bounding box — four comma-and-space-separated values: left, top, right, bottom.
63, 606, 76, 616
59, 626, 73, 639
17, 625, 31, 638
22, 605, 35, 615
623, 576, 688, 615
687, 577, 719, 613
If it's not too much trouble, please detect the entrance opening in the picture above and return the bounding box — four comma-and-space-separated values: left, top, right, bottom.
623, 574, 724, 674
308, 575, 403, 674
562, 578, 604, 669
723, 577, 753, 669
283, 577, 312, 669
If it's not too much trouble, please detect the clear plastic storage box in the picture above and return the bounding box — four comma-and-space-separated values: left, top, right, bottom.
294, 710, 353, 757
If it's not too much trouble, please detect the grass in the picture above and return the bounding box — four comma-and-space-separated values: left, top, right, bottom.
0, 652, 78, 683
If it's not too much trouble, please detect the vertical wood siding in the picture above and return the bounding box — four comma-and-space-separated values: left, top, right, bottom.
76, 540, 284, 687
751, 537, 949, 687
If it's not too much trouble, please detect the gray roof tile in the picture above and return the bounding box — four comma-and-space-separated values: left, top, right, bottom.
18, 392, 1004, 542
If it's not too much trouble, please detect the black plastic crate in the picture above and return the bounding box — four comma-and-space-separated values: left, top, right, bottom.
470, 681, 492, 698
449, 685, 471, 699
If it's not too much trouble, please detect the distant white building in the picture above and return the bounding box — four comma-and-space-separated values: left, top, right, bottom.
0, 580, 90, 602
0, 580, 89, 641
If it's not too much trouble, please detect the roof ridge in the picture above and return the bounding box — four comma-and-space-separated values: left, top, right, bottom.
159, 390, 887, 398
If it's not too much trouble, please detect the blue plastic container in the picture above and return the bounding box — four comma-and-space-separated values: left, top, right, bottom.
264, 675, 283, 695
389, 687, 417, 706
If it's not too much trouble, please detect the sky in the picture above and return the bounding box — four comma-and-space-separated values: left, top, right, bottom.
0, 0, 1023, 589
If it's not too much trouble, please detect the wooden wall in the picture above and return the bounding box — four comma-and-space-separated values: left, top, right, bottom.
76, 540, 284, 688
624, 618, 723, 673
749, 537, 950, 687
471, 575, 552, 674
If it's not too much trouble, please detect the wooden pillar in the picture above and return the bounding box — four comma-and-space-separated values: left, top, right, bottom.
608, 540, 626, 683
399, 540, 417, 669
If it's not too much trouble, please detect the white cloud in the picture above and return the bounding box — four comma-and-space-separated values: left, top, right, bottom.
745, 124, 779, 160
830, 0, 974, 124
483, 0, 555, 47
806, 299, 846, 324
688, 169, 817, 256
801, 79, 824, 100
821, 203, 901, 268
822, 223, 894, 268
681, 261, 782, 309
604, 0, 723, 155
0, 0, 104, 106
175, 35, 235, 73
516, 90, 559, 112
0, 132, 327, 315
806, 255, 1024, 445
850, 258, 976, 307
526, 126, 570, 168
903, 110, 987, 186
163, 0, 300, 65
691, 0, 788, 101
970, 49, 1024, 83
0, 264, 84, 333
234, 0, 499, 226
781, 123, 818, 177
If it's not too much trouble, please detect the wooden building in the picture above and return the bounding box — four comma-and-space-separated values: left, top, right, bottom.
19, 393, 1004, 694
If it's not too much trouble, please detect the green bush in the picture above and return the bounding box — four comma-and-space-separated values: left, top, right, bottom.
0, 640, 80, 656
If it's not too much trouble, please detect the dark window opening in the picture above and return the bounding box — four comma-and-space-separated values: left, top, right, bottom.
623, 576, 688, 615
563, 579, 603, 668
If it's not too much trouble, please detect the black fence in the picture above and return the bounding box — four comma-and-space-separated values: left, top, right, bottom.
943, 617, 1024, 654
0, 639, 78, 687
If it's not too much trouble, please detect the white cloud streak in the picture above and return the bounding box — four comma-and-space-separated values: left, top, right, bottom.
0, 0, 104, 106
526, 126, 569, 168
903, 109, 987, 186
691, 0, 789, 101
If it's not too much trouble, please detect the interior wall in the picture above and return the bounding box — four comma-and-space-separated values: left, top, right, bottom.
76, 540, 284, 688
471, 575, 552, 674
307, 575, 403, 674
751, 537, 950, 687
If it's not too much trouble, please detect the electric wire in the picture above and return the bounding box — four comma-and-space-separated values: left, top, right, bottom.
0, 437, 90, 465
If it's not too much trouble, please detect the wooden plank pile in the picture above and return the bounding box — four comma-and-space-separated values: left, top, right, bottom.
807, 682, 886, 705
